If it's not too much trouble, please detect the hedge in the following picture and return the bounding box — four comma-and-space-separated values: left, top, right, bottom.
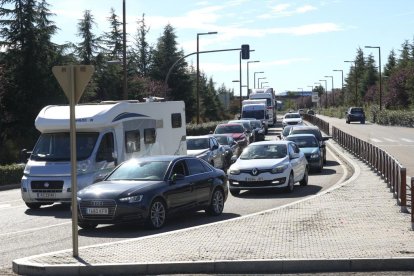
0, 164, 24, 186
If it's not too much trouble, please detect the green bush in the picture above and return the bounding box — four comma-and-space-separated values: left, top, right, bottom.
186, 120, 227, 136
0, 164, 24, 186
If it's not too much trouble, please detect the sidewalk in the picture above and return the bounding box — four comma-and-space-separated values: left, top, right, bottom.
12, 139, 414, 275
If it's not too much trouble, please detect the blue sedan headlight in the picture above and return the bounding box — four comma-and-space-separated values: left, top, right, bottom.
310, 153, 320, 159
119, 195, 143, 203
271, 164, 288, 174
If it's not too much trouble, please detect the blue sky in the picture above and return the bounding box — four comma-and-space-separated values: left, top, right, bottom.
48, 0, 414, 96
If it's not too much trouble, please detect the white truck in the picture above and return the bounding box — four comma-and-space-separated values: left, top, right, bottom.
249, 88, 276, 126
20, 100, 187, 209
241, 99, 269, 134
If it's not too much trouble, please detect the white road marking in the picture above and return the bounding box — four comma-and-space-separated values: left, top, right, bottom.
383, 138, 397, 142
0, 222, 70, 237
0, 204, 11, 208
370, 138, 382, 143
401, 138, 414, 142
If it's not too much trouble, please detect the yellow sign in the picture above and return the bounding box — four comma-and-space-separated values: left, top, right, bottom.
52, 65, 94, 104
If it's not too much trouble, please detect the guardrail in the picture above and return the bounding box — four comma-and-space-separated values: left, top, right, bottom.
303, 114, 412, 227
303, 114, 329, 135
332, 126, 409, 213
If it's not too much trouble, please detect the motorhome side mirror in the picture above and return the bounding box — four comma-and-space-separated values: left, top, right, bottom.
20, 149, 31, 163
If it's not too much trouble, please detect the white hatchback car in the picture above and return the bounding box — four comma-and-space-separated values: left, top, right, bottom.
282, 112, 303, 127
228, 140, 308, 196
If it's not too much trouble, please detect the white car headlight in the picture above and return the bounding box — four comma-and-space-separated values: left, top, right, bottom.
229, 168, 240, 175
119, 195, 143, 203
271, 164, 288, 174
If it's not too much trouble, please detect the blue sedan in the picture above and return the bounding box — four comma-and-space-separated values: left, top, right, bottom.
286, 134, 324, 172
77, 155, 228, 229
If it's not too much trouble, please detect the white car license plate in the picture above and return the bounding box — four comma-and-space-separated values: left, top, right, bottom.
86, 208, 109, 215
37, 193, 56, 198
245, 177, 263, 182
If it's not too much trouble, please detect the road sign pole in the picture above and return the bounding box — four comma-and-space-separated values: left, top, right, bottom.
69, 65, 79, 257
53, 65, 94, 258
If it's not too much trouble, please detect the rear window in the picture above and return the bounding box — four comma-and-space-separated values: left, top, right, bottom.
290, 129, 321, 140
351, 108, 364, 113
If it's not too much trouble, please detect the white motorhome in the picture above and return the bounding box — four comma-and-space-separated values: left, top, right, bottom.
241, 99, 269, 133
249, 88, 276, 126
21, 100, 187, 209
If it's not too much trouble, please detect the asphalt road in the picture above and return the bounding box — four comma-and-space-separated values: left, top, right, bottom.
0, 126, 348, 274
317, 114, 414, 178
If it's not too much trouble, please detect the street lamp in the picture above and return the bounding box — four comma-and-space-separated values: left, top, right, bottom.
247, 60, 260, 96
324, 75, 334, 106
122, 0, 127, 100
254, 71, 264, 89
365, 46, 382, 110
333, 69, 344, 103
344, 60, 358, 106
261, 81, 269, 88
196, 31, 218, 124
319, 79, 328, 109
258, 77, 266, 89
298, 88, 303, 106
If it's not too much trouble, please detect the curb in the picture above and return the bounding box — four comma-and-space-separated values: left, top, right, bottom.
13, 257, 414, 275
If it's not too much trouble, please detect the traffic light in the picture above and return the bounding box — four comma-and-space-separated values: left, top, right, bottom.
241, 44, 250, 59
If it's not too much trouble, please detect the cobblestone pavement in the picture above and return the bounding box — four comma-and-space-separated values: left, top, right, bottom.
12, 140, 414, 275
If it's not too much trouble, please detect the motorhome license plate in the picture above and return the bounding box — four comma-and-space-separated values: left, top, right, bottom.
37, 193, 56, 198
86, 208, 109, 215
245, 177, 263, 182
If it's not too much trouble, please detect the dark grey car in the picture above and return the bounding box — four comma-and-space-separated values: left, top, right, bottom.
345, 107, 365, 124
77, 155, 228, 230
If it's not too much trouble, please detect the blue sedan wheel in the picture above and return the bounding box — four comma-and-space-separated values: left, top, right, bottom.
147, 199, 166, 229
206, 189, 225, 216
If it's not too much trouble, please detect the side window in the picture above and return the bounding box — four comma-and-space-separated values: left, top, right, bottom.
186, 158, 207, 175
293, 143, 300, 154
171, 160, 187, 176
212, 138, 218, 149
171, 113, 182, 128
125, 130, 140, 153
144, 128, 156, 144
96, 132, 115, 162
288, 143, 295, 157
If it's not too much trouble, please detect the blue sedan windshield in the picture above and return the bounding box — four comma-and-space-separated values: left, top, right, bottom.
107, 160, 169, 181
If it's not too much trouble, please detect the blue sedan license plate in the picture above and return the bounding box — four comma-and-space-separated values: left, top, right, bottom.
86, 208, 108, 215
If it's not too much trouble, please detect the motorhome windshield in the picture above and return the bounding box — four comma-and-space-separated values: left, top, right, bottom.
30, 132, 99, 161
242, 109, 265, 120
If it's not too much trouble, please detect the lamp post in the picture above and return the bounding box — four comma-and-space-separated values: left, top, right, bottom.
261, 81, 269, 88
365, 46, 382, 110
254, 71, 264, 89
258, 77, 266, 89
344, 60, 358, 106
324, 75, 334, 106
314, 82, 321, 107
297, 88, 303, 107
319, 79, 328, 109
333, 69, 344, 104
122, 0, 127, 100
247, 60, 260, 96
196, 31, 218, 124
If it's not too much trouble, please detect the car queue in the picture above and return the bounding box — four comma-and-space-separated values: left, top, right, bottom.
76, 113, 329, 230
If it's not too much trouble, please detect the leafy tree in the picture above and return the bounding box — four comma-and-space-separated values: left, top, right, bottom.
384, 67, 414, 109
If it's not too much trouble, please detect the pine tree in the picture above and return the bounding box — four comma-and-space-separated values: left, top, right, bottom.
76, 10, 100, 65
384, 49, 397, 77
150, 24, 195, 122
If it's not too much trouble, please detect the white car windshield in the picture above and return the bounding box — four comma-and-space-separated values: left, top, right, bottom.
240, 144, 287, 160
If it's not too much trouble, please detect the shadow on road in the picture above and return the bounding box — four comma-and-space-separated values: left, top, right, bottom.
24, 203, 71, 219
